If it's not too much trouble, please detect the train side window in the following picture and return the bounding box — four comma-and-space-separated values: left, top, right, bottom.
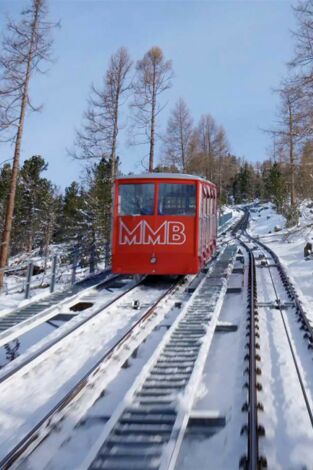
202, 188, 206, 215
158, 183, 196, 215
119, 183, 155, 215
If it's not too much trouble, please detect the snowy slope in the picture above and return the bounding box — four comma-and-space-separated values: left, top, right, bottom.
248, 202, 313, 322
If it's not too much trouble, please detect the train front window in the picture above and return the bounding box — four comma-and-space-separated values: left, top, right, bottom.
119, 183, 155, 215
158, 183, 196, 215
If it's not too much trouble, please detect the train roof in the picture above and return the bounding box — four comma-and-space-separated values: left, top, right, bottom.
115, 173, 214, 185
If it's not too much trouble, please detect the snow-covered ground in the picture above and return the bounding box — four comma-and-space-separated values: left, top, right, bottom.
176, 264, 247, 469
0, 244, 106, 317
248, 201, 313, 322
254, 246, 313, 468
4, 204, 312, 468
0, 280, 175, 461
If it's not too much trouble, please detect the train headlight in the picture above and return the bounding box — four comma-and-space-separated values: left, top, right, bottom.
150, 256, 157, 264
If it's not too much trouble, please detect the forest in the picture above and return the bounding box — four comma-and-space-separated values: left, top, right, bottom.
1, 0, 313, 286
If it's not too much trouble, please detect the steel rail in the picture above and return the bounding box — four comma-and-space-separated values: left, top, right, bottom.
0, 278, 182, 470
247, 247, 259, 470
233, 209, 261, 469
239, 239, 260, 470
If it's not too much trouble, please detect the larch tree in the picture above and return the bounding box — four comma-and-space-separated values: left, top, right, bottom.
187, 114, 229, 188
71, 47, 132, 254
290, 1, 313, 84
72, 47, 132, 180
131, 47, 173, 171
195, 114, 219, 180
297, 141, 313, 198
162, 98, 193, 171
213, 126, 229, 199
273, 83, 304, 208
0, 0, 58, 288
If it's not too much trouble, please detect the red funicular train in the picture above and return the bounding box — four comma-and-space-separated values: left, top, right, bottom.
112, 173, 217, 275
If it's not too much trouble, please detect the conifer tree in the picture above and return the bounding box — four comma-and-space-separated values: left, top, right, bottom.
61, 182, 84, 243
264, 162, 287, 210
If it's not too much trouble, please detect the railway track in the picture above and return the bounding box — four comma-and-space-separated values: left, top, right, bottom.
6, 211, 300, 470
0, 276, 186, 469
239, 213, 313, 468
2, 244, 238, 470
0, 274, 142, 382
0, 269, 113, 336
0, 272, 132, 349
78, 245, 238, 470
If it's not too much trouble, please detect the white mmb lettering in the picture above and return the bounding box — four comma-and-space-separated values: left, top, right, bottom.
119, 220, 186, 246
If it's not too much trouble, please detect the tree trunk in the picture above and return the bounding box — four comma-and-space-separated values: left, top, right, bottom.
179, 121, 185, 171
218, 156, 222, 201
288, 101, 296, 207
0, 4, 40, 289
109, 85, 120, 261
149, 64, 156, 172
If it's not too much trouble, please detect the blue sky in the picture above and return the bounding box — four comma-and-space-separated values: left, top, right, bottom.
0, 0, 295, 190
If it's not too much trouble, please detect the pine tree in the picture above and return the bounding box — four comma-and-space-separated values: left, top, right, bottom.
232, 163, 255, 203
264, 162, 287, 210
0, 164, 11, 229
9, 155, 59, 255
61, 182, 84, 243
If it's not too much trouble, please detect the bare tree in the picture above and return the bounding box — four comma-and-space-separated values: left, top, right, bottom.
162, 98, 193, 171
290, 1, 313, 71
196, 114, 219, 180
0, 0, 58, 289
214, 126, 229, 199
297, 141, 313, 198
70, 47, 132, 255
288, 1, 313, 136
272, 83, 304, 207
131, 47, 173, 171
188, 114, 229, 184
71, 47, 132, 182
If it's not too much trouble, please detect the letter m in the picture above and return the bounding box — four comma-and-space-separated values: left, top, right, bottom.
143, 221, 167, 245
119, 220, 142, 245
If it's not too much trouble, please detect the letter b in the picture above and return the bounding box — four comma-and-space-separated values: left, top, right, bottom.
167, 222, 186, 245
